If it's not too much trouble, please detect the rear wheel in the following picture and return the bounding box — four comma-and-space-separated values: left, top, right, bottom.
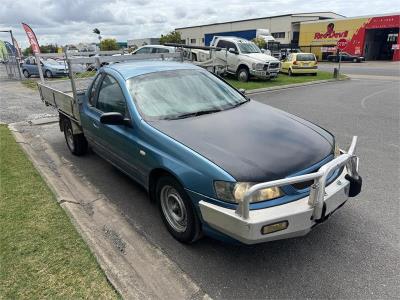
156, 176, 201, 243
237, 67, 250, 82
62, 119, 88, 156
353, 58, 358, 63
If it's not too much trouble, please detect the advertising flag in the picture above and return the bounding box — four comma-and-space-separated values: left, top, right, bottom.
21, 22, 40, 53
11, 36, 22, 57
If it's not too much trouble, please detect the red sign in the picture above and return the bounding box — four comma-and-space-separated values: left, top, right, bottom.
314, 23, 349, 40
337, 39, 348, 50
21, 23, 40, 54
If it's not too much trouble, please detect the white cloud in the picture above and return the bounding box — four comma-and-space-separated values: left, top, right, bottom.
1, 0, 399, 48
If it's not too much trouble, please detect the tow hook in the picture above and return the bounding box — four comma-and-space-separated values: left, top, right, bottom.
345, 174, 362, 197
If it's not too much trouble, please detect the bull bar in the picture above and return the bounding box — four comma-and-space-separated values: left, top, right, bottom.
236, 136, 359, 220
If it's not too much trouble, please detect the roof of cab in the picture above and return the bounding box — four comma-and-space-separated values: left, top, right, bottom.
104, 60, 201, 80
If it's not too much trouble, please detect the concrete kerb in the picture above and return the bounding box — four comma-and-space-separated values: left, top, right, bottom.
8, 121, 210, 300
246, 77, 350, 95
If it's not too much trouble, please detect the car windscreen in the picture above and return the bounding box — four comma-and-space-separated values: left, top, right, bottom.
296, 54, 316, 61
126, 69, 247, 120
45, 58, 62, 65
237, 42, 261, 54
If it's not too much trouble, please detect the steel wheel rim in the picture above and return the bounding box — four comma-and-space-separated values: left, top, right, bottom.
239, 70, 247, 81
65, 127, 75, 151
160, 185, 187, 233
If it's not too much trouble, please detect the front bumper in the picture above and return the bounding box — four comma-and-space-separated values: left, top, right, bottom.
250, 67, 280, 79
199, 136, 361, 244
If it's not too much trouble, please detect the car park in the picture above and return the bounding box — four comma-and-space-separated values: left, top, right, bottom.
327, 52, 365, 62
21, 57, 69, 78
281, 53, 318, 76
37, 54, 362, 245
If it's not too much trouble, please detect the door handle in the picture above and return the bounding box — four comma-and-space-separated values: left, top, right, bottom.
93, 122, 99, 128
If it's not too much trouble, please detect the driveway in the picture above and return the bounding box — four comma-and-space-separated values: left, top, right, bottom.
6, 70, 399, 298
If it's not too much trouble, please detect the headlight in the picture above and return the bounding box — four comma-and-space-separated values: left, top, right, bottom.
252, 63, 265, 71
214, 181, 283, 203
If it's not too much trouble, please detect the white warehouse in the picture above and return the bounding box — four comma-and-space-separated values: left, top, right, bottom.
176, 12, 344, 47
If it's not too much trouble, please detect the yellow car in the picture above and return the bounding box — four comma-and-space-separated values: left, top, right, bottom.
281, 53, 318, 76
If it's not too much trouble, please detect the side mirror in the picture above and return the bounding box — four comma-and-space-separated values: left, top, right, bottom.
228, 48, 238, 54
238, 88, 246, 95
100, 112, 131, 126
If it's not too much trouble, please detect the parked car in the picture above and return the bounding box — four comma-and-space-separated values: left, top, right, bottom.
281, 53, 318, 76
327, 52, 365, 62
21, 57, 69, 78
191, 36, 281, 82
132, 45, 176, 54
37, 58, 362, 245
279, 48, 301, 61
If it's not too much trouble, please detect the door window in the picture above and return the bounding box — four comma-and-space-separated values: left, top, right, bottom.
135, 47, 151, 54
96, 75, 127, 115
88, 74, 103, 106
216, 40, 227, 49
225, 41, 238, 52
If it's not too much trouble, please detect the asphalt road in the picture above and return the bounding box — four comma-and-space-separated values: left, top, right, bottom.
2, 63, 399, 298
318, 61, 400, 77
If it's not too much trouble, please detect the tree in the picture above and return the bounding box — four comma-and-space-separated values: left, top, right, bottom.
159, 30, 182, 45
100, 38, 119, 51
252, 37, 266, 49
93, 28, 102, 42
23, 46, 33, 56
22, 44, 58, 56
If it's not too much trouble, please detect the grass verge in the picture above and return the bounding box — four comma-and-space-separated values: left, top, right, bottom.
227, 71, 346, 90
0, 125, 119, 299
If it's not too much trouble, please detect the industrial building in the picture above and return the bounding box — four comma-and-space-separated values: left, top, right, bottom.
175, 12, 344, 47
299, 13, 400, 61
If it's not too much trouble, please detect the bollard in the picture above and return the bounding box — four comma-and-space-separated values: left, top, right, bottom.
333, 67, 338, 79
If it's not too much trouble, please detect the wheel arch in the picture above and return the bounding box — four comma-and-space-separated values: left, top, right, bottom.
236, 63, 249, 73
148, 167, 184, 202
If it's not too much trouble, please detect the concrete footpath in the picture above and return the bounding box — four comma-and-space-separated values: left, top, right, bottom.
9, 120, 209, 300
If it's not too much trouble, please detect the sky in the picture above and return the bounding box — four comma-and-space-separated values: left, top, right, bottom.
1, 0, 399, 49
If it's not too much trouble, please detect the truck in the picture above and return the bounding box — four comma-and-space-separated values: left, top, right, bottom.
36, 52, 362, 245
190, 36, 281, 82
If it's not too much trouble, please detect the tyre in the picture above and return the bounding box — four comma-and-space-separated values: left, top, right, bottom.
156, 176, 201, 243
23, 69, 30, 78
45, 70, 52, 78
353, 58, 357, 63
237, 67, 250, 82
62, 119, 88, 156
288, 68, 293, 76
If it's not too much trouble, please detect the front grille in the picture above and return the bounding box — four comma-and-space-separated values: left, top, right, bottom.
291, 166, 344, 191
268, 62, 279, 69
263, 64, 269, 71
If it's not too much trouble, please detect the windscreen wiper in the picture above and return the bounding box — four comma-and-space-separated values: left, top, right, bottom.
173, 108, 222, 119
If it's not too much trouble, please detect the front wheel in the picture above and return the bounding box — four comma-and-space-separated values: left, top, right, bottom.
45, 70, 53, 78
237, 67, 250, 82
156, 176, 201, 243
288, 68, 293, 76
23, 69, 30, 78
63, 119, 88, 156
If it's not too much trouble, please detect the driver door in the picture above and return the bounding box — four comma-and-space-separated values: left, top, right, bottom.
225, 41, 239, 71
85, 74, 143, 183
